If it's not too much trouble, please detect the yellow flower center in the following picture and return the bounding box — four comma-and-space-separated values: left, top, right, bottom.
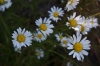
69, 0, 74, 5
63, 40, 67, 44
36, 51, 41, 56
74, 42, 83, 52
53, 12, 59, 17
59, 36, 63, 40
0, 0, 4, 3
91, 20, 94, 24
17, 34, 26, 43
69, 19, 77, 27
79, 25, 84, 32
37, 34, 42, 39
40, 24, 47, 31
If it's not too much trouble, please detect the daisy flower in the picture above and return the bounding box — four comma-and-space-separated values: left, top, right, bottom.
12, 27, 33, 48
35, 49, 44, 59
55, 33, 63, 42
60, 37, 69, 47
89, 17, 98, 28
65, 0, 79, 11
0, 0, 12, 11
61, 0, 64, 3
14, 47, 21, 53
33, 30, 47, 42
76, 16, 92, 35
76, 24, 90, 35
66, 12, 82, 30
66, 62, 73, 66
67, 31, 91, 61
35, 17, 54, 36
32, 32, 36, 41
48, 6, 64, 22
81, 16, 92, 29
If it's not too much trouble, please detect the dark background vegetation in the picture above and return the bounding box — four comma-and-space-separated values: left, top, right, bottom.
0, 0, 100, 66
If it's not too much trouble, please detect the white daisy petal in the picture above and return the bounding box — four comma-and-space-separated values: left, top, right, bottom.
67, 44, 73, 49
79, 53, 84, 60
77, 33, 82, 42
82, 50, 88, 56
73, 35, 76, 44
69, 50, 74, 55
76, 53, 81, 61
73, 52, 77, 58
80, 37, 87, 44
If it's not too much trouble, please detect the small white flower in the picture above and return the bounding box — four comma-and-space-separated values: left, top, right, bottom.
66, 12, 82, 30
14, 47, 21, 53
65, 0, 79, 11
55, 33, 63, 42
67, 31, 91, 61
12, 27, 33, 48
81, 16, 92, 29
48, 6, 64, 22
35, 49, 44, 59
66, 62, 73, 66
54, 45, 57, 47
61, 0, 64, 3
35, 17, 54, 36
76, 24, 90, 35
60, 37, 69, 47
89, 17, 98, 28
75, 16, 92, 35
0, 0, 12, 11
32, 32, 36, 41
33, 30, 47, 42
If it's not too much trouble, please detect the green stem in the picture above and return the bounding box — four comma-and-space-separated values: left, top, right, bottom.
90, 12, 100, 17
0, 14, 11, 36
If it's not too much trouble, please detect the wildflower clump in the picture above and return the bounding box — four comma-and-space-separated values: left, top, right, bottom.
9, 0, 99, 65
